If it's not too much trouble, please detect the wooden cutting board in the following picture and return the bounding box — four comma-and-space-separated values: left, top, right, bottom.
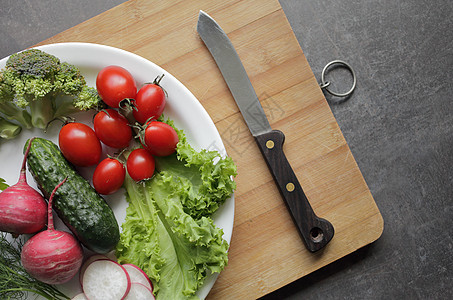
37, 0, 384, 298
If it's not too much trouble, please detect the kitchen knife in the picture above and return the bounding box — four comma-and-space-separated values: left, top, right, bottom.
197, 10, 334, 252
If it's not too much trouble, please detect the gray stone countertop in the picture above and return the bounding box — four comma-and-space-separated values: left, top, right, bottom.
1, 1, 452, 299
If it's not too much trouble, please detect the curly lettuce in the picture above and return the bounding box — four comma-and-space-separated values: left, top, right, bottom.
116, 123, 236, 299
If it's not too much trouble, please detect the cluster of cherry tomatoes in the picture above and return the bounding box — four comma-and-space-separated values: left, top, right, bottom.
58, 66, 179, 195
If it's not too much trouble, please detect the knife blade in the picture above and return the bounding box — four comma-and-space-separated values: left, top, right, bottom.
197, 10, 334, 252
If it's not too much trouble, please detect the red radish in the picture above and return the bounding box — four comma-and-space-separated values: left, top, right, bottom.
21, 178, 84, 285
71, 293, 88, 300
0, 137, 47, 235
123, 264, 153, 292
82, 259, 131, 300
124, 283, 155, 300
79, 254, 111, 285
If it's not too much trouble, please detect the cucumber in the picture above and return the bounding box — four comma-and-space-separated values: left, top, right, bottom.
25, 137, 120, 253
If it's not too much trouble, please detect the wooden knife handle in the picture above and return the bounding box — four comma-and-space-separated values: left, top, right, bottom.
255, 130, 334, 252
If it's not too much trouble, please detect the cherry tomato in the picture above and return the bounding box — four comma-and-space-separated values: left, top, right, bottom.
126, 148, 155, 182
93, 158, 125, 195
94, 109, 132, 149
132, 79, 166, 124
96, 66, 137, 108
59, 122, 102, 167
141, 121, 179, 157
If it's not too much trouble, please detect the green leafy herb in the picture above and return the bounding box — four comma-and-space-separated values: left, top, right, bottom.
0, 232, 69, 300
0, 178, 8, 191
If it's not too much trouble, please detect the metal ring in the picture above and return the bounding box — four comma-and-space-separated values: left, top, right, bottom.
320, 60, 356, 97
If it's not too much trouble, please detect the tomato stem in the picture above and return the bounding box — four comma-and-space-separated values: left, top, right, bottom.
143, 74, 167, 97
153, 74, 165, 85
44, 116, 75, 132
119, 98, 137, 111
106, 148, 128, 164
132, 122, 147, 146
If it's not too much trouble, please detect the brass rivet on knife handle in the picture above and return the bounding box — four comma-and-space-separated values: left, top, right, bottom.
266, 140, 275, 149
286, 182, 295, 192
254, 130, 335, 252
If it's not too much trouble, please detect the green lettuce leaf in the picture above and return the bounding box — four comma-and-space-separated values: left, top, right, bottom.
156, 123, 237, 219
116, 123, 236, 299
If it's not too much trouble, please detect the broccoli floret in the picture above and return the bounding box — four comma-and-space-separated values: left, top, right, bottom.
6, 48, 60, 78
74, 86, 103, 110
0, 71, 33, 128
0, 49, 102, 132
55, 86, 104, 117
55, 62, 87, 95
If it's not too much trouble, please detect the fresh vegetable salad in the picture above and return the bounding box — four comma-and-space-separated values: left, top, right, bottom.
0, 47, 236, 300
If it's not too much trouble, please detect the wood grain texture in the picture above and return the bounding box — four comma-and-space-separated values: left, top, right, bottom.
36, 0, 384, 298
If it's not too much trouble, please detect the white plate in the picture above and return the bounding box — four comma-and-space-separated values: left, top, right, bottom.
0, 42, 234, 299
